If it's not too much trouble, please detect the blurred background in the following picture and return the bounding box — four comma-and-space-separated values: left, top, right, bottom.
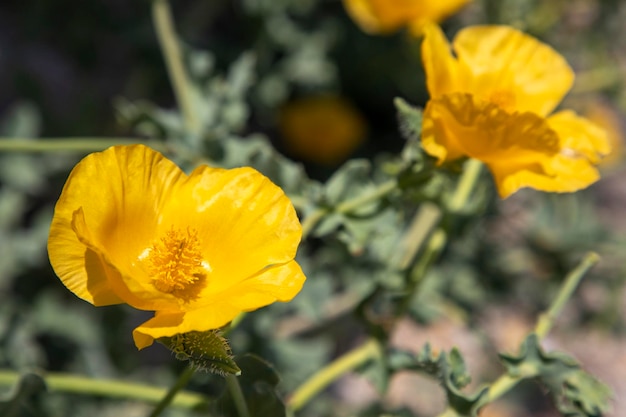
0, 1, 625, 416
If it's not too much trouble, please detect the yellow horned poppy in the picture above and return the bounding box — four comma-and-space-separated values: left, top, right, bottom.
343, 0, 471, 36
48, 145, 305, 349
420, 24, 611, 198
279, 95, 367, 165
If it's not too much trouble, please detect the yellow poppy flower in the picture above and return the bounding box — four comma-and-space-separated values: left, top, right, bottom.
420, 24, 611, 198
48, 145, 306, 349
279, 95, 367, 165
343, 0, 471, 36
584, 100, 624, 169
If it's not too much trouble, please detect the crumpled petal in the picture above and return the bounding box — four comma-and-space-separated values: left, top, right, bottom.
422, 92, 604, 198
422, 93, 560, 164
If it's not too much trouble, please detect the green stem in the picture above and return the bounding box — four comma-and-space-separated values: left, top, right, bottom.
226, 374, 251, 417
393, 202, 442, 270
534, 252, 600, 339
300, 179, 397, 239
0, 138, 166, 153
469, 252, 601, 410
152, 0, 200, 135
287, 339, 381, 412
148, 366, 196, 417
448, 158, 483, 213
290, 159, 484, 413
335, 179, 397, 213
300, 209, 326, 239
0, 370, 208, 410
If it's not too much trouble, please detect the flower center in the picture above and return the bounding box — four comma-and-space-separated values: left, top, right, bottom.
144, 227, 208, 300
488, 90, 516, 113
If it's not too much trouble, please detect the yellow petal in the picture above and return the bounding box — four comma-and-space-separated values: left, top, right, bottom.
344, 0, 470, 35
48, 145, 187, 308
132, 305, 241, 350
220, 260, 306, 310
422, 92, 604, 197
452, 25, 574, 116
343, 0, 389, 34
157, 166, 303, 309
48, 209, 123, 306
547, 110, 612, 163
131, 261, 305, 350
71, 207, 186, 311
408, 0, 471, 36
490, 155, 600, 198
421, 23, 467, 98
422, 93, 560, 164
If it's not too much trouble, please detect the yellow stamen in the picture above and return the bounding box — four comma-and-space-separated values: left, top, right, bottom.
145, 227, 207, 300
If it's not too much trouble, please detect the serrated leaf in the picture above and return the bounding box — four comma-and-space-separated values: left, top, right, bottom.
394, 97, 422, 144
562, 371, 612, 416
159, 330, 240, 376
388, 344, 487, 416
500, 334, 612, 417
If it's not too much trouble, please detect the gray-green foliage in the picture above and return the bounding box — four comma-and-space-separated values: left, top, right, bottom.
0, 1, 620, 416
500, 334, 612, 417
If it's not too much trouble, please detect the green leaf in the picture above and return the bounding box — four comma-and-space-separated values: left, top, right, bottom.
159, 330, 241, 376
215, 354, 286, 417
394, 97, 423, 147
323, 159, 376, 209
500, 334, 612, 417
388, 344, 488, 416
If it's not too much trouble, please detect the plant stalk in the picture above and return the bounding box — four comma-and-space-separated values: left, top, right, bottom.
0, 138, 165, 153
287, 339, 381, 412
148, 366, 197, 417
152, 0, 200, 135
0, 370, 208, 410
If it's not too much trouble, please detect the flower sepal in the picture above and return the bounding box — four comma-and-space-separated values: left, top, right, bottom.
159, 330, 241, 376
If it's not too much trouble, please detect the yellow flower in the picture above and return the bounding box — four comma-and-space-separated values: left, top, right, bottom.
420, 24, 611, 198
279, 95, 367, 165
343, 0, 471, 36
584, 100, 624, 169
48, 145, 305, 349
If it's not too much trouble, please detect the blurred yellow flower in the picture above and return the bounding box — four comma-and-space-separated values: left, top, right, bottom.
421, 24, 611, 198
585, 100, 624, 169
48, 145, 305, 349
343, 0, 471, 36
279, 95, 367, 165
